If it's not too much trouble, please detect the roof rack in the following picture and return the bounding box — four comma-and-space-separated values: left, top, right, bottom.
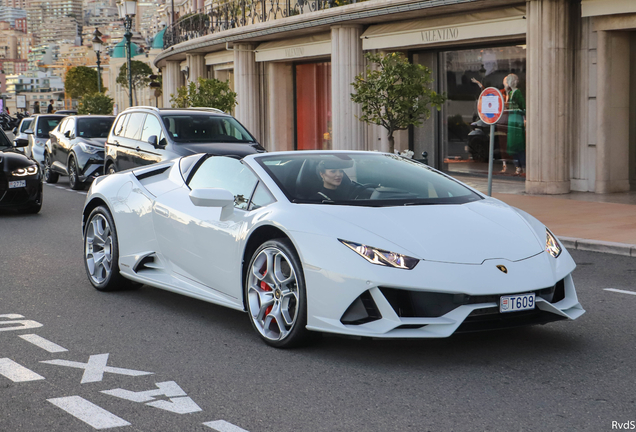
124, 106, 160, 112
188, 107, 226, 114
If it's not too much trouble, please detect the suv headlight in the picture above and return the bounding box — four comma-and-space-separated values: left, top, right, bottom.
545, 229, 562, 258
339, 239, 419, 270
12, 165, 38, 176
78, 142, 102, 154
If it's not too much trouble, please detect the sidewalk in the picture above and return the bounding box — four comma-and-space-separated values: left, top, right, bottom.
456, 174, 636, 257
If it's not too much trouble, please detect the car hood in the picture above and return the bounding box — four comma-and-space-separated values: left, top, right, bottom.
174, 142, 266, 158
77, 137, 106, 147
0, 149, 37, 170
306, 199, 544, 264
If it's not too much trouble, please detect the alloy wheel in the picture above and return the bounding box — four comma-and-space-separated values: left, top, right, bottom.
85, 214, 113, 285
69, 159, 77, 186
247, 247, 299, 341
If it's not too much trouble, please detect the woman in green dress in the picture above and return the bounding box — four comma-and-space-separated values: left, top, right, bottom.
505, 74, 526, 175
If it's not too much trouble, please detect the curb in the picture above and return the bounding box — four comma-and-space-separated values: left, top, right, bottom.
558, 236, 636, 257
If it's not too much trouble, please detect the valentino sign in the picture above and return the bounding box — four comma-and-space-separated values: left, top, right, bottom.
421, 27, 459, 43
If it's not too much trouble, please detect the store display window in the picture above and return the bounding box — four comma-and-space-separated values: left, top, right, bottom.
295, 62, 332, 150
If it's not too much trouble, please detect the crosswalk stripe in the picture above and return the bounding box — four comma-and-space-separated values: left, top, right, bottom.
0, 358, 45, 382
203, 420, 250, 432
19, 334, 68, 353
48, 396, 130, 429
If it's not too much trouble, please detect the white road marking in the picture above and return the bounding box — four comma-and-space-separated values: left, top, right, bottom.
0, 358, 45, 382
41, 353, 153, 384
604, 288, 636, 296
19, 334, 68, 353
48, 396, 131, 429
0, 314, 43, 332
55, 186, 65, 189
147, 396, 202, 414
203, 420, 250, 432
102, 381, 187, 402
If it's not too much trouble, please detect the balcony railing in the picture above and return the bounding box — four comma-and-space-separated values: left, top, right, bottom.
163, 0, 359, 49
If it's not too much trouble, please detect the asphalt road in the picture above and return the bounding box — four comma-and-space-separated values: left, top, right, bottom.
1, 180, 635, 432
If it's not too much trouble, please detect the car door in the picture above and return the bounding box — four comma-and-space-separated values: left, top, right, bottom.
57, 118, 75, 171
114, 113, 146, 171
136, 114, 164, 166
48, 118, 66, 167
152, 156, 260, 299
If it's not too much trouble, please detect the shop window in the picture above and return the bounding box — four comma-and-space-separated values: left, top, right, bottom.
295, 62, 332, 150
439, 46, 526, 178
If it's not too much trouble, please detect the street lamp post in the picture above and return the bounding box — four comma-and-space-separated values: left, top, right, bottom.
92, 28, 103, 93
118, 0, 137, 107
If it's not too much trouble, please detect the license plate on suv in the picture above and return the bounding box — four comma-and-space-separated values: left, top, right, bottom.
500, 293, 535, 313
8, 180, 26, 189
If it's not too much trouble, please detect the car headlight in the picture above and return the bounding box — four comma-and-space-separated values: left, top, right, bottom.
12, 165, 39, 176
339, 239, 419, 270
79, 142, 102, 154
545, 229, 562, 258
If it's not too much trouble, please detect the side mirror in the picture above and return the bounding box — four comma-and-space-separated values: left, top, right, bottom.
12, 127, 17, 135
15, 138, 28, 147
189, 188, 234, 219
24, 129, 33, 135
148, 135, 158, 147
64, 130, 71, 138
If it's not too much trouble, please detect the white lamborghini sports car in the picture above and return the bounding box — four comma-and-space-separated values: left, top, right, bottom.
82, 151, 585, 347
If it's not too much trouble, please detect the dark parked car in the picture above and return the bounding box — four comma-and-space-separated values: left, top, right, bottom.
104, 107, 265, 174
0, 128, 42, 213
44, 115, 114, 190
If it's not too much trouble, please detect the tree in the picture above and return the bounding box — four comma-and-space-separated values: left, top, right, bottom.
78, 93, 114, 115
116, 60, 153, 105
65, 66, 102, 99
351, 52, 446, 153
170, 77, 237, 113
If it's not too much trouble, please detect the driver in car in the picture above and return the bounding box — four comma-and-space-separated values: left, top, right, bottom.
315, 159, 371, 201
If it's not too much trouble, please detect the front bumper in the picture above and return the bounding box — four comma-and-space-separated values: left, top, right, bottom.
77, 152, 105, 183
297, 234, 584, 338
0, 176, 42, 208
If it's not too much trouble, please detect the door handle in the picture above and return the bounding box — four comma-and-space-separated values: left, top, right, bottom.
154, 205, 170, 218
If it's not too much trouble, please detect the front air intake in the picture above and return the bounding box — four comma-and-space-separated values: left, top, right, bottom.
340, 291, 382, 325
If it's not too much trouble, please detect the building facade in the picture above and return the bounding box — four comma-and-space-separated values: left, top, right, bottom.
153, 0, 636, 195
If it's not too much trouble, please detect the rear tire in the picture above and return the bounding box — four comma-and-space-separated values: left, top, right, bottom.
245, 238, 313, 348
83, 206, 138, 291
106, 163, 116, 175
43, 153, 58, 184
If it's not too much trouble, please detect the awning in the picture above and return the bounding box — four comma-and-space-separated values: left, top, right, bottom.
255, 33, 331, 62
582, 0, 636, 17
205, 50, 234, 66
361, 7, 526, 51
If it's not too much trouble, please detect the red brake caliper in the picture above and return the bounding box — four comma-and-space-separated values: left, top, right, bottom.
260, 267, 273, 317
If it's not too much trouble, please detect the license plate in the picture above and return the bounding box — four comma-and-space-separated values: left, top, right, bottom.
8, 180, 26, 189
500, 293, 535, 313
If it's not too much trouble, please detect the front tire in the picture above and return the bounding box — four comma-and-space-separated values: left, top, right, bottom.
246, 238, 312, 348
44, 153, 59, 184
68, 157, 84, 190
83, 206, 136, 291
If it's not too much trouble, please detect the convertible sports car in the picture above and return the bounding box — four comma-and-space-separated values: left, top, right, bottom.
82, 151, 585, 347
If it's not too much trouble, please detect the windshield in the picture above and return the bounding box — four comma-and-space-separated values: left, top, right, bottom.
160, 114, 255, 143
36, 117, 64, 138
257, 153, 483, 207
77, 117, 114, 138
0, 129, 12, 150
20, 119, 32, 133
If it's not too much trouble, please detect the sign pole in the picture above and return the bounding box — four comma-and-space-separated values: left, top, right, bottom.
477, 87, 505, 198
487, 124, 495, 196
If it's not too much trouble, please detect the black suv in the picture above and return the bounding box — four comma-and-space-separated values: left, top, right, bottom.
44, 115, 115, 190
104, 107, 265, 174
